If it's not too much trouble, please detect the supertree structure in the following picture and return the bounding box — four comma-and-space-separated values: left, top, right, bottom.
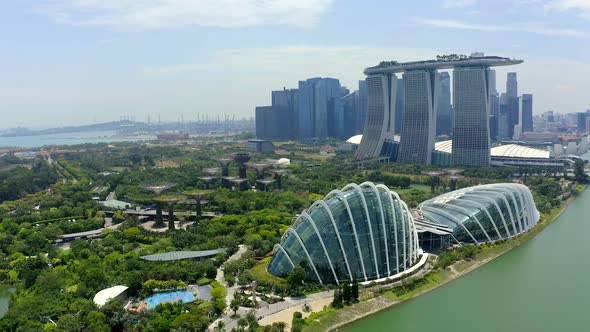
154, 195, 185, 230
183, 190, 209, 221
140, 183, 177, 228
421, 171, 444, 194
246, 162, 273, 179
233, 153, 251, 179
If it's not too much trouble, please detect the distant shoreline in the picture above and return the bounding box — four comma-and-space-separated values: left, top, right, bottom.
304, 187, 584, 332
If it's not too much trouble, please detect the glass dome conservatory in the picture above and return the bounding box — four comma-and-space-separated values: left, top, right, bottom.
268, 182, 420, 284
418, 183, 539, 244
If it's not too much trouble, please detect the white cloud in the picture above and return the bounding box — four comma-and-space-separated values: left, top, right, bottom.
142, 45, 435, 88
38, 0, 335, 29
516, 0, 590, 20
2, 44, 589, 127
442, 0, 478, 8
414, 17, 586, 37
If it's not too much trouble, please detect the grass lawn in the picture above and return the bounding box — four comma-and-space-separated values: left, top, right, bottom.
393, 184, 431, 195
251, 257, 286, 284
197, 277, 213, 286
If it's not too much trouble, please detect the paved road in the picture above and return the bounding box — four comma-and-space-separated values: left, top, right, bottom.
106, 191, 116, 201
209, 245, 248, 332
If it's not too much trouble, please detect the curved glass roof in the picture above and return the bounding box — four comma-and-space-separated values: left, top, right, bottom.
268, 181, 420, 284
419, 183, 539, 244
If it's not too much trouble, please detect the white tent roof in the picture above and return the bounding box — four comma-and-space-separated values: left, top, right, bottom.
276, 158, 291, 165
434, 140, 550, 160
492, 144, 550, 159
93, 285, 128, 307
346, 134, 363, 145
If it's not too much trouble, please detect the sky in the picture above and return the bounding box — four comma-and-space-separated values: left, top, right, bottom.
0, 0, 589, 129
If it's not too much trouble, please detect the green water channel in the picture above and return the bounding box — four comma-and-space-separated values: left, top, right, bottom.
343, 186, 590, 332
0, 286, 15, 318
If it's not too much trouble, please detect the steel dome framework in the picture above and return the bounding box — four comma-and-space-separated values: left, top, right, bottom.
418, 183, 540, 244
268, 182, 420, 284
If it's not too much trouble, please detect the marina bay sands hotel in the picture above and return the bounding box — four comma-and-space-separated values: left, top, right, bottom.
355, 55, 523, 167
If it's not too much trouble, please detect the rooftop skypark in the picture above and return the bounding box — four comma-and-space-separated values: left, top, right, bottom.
365, 54, 523, 75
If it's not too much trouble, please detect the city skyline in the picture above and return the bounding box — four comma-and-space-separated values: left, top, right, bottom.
1, 0, 589, 128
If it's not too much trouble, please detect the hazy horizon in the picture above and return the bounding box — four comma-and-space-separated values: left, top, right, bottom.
1, 0, 589, 129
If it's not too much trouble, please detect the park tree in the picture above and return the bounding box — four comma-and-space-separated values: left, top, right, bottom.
574, 159, 587, 182
230, 297, 241, 317
286, 265, 306, 295
86, 311, 110, 332
342, 282, 351, 304
351, 278, 359, 302
112, 210, 126, 224
237, 317, 248, 331
331, 288, 343, 309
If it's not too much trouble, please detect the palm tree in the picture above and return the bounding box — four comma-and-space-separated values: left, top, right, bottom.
237, 318, 248, 332
276, 321, 286, 332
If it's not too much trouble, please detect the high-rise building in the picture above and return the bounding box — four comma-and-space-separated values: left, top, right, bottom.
357, 55, 522, 163
436, 72, 452, 136
355, 74, 397, 160
398, 70, 439, 165
521, 94, 533, 132
395, 77, 404, 134
577, 112, 589, 132
489, 69, 497, 95
297, 78, 321, 140
356, 80, 368, 134
506, 72, 519, 138
488, 69, 499, 141
255, 106, 275, 139
272, 88, 298, 140
490, 93, 500, 141
506, 72, 518, 98
255, 88, 298, 141
497, 93, 510, 141
340, 91, 358, 139
452, 67, 491, 167
314, 78, 343, 138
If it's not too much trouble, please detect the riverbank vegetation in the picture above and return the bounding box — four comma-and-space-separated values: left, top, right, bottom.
0, 139, 585, 331
302, 183, 586, 332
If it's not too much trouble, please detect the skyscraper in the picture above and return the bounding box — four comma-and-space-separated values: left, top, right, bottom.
506, 72, 519, 138
395, 77, 404, 134
356, 80, 368, 134
488, 70, 499, 141
358, 55, 522, 163
272, 88, 298, 140
577, 112, 588, 132
452, 67, 491, 167
436, 72, 452, 136
297, 78, 321, 140
314, 78, 343, 138
398, 70, 439, 165
355, 74, 397, 160
497, 93, 510, 141
340, 91, 358, 139
255, 106, 275, 139
506, 72, 518, 98
521, 94, 533, 132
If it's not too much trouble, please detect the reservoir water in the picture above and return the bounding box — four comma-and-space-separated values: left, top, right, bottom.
0, 131, 151, 148
344, 185, 590, 332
